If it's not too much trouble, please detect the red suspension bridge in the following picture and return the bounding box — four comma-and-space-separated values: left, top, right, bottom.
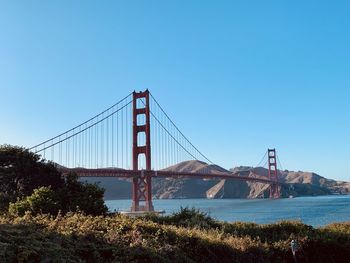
30, 90, 281, 212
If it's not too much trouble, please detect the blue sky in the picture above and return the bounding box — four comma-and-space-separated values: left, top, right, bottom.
0, 1, 349, 180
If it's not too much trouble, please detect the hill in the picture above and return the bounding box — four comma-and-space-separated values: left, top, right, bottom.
80, 161, 350, 200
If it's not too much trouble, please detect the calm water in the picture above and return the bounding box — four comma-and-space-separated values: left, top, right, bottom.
106, 195, 350, 227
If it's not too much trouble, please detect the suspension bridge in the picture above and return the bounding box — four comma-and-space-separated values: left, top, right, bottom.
30, 90, 281, 212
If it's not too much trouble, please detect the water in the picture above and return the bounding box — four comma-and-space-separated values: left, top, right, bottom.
106, 195, 350, 227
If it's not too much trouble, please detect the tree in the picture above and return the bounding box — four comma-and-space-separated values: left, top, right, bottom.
1, 145, 107, 216
9, 174, 108, 216
58, 173, 108, 215
0, 145, 63, 211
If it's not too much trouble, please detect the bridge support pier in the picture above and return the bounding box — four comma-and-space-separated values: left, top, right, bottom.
131, 90, 154, 212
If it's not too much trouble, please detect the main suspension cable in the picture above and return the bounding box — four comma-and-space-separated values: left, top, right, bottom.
148, 93, 213, 164
30, 92, 132, 150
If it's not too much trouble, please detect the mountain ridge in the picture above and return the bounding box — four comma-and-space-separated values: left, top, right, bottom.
80, 160, 350, 199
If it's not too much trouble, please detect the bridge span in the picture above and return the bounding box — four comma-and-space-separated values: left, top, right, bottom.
31, 89, 282, 212
62, 168, 281, 185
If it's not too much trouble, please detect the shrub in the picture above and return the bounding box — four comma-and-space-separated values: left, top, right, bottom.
145, 207, 221, 229
8, 186, 60, 216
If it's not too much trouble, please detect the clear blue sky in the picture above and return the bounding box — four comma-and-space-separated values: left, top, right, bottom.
1, 1, 349, 180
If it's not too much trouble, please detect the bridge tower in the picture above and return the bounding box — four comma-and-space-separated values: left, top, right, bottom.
268, 148, 281, 198
131, 90, 154, 212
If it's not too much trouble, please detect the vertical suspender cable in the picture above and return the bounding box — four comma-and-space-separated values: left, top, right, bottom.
121, 101, 124, 169
106, 113, 108, 168
112, 109, 114, 167
125, 101, 127, 169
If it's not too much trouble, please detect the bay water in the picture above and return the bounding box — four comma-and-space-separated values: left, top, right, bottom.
106, 195, 350, 227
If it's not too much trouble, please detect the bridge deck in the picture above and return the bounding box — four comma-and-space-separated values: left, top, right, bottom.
61, 168, 281, 185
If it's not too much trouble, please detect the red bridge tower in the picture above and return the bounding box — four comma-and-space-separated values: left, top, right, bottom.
131, 90, 154, 212
268, 148, 281, 198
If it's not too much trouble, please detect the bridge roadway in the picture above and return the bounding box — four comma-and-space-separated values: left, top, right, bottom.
60, 168, 281, 185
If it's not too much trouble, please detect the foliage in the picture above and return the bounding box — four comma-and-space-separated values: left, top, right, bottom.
58, 173, 108, 216
8, 186, 60, 216
0, 192, 11, 213
0, 145, 63, 211
144, 207, 221, 229
0, 212, 349, 263
0, 145, 107, 216
8, 174, 107, 216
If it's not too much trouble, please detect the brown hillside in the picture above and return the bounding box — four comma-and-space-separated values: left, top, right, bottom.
82, 161, 350, 200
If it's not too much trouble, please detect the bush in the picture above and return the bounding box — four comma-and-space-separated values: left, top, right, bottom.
144, 207, 221, 229
8, 186, 60, 216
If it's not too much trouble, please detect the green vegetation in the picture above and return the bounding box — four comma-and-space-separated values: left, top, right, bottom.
0, 209, 349, 262
0, 145, 107, 216
8, 186, 60, 216
8, 174, 107, 216
0, 145, 63, 209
